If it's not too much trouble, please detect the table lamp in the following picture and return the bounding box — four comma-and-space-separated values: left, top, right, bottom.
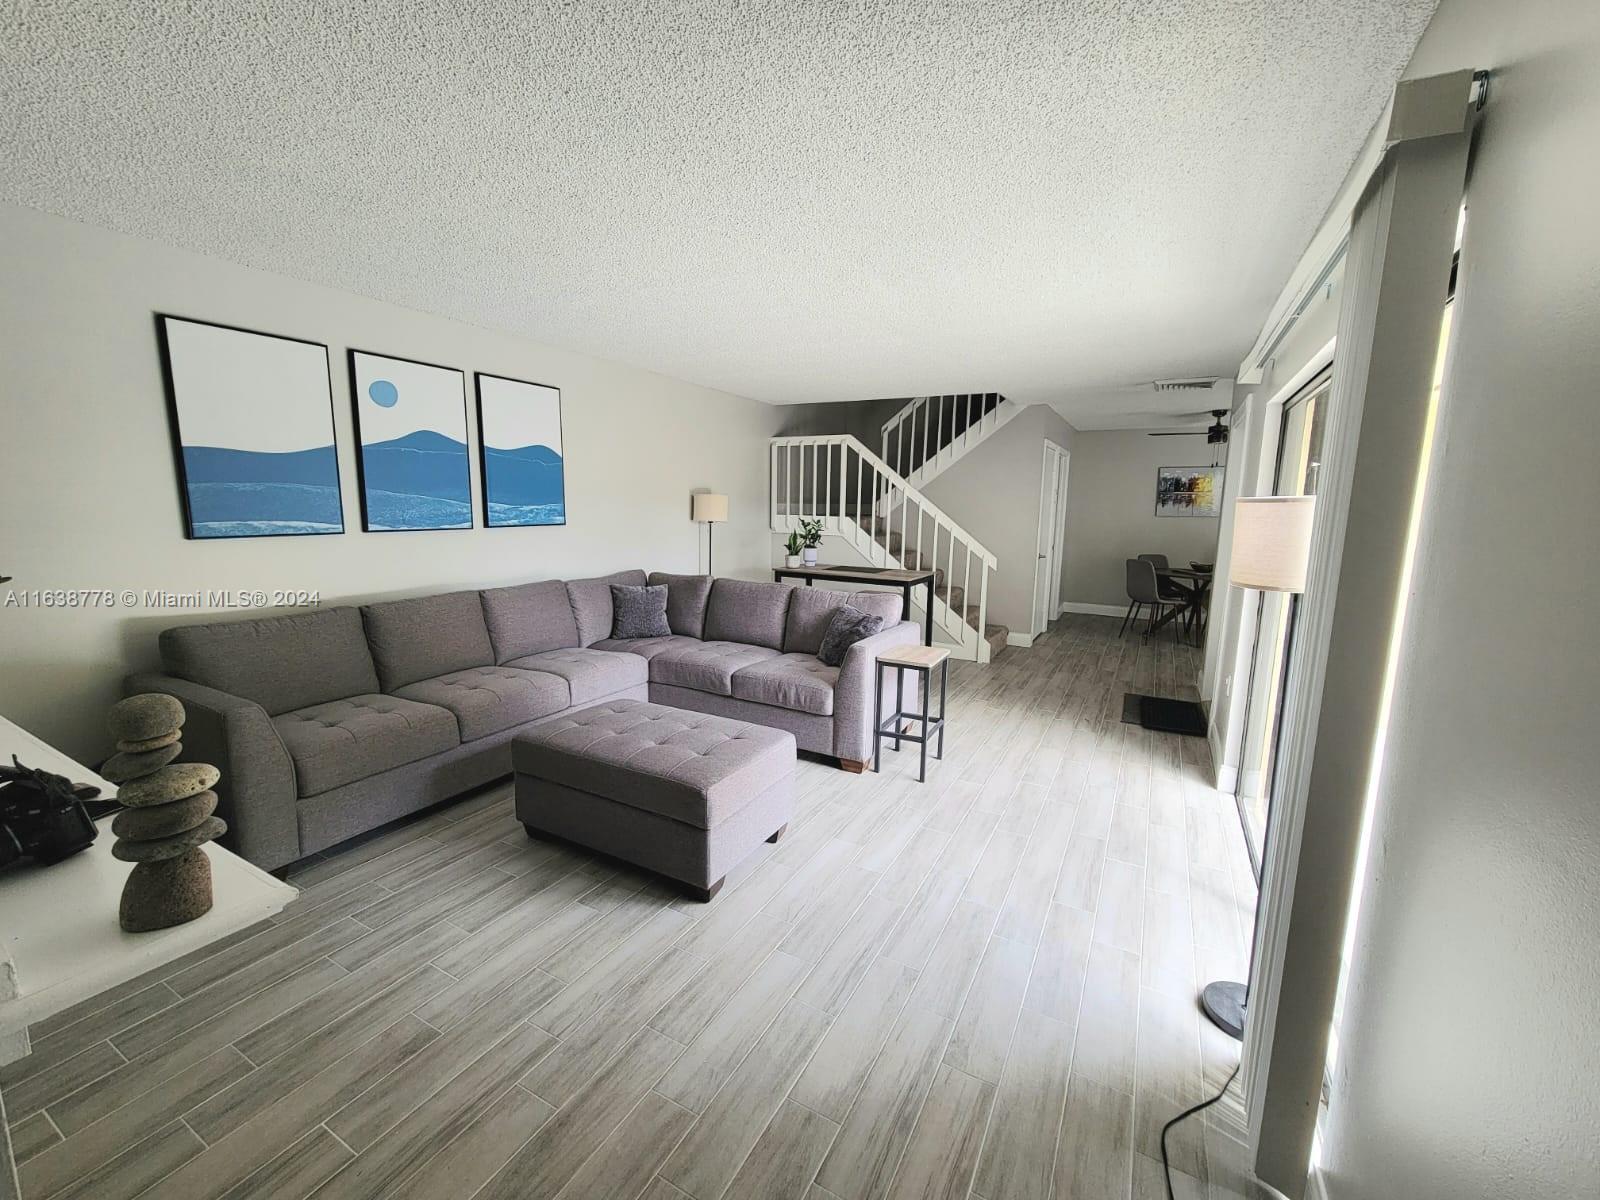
692, 493, 729, 576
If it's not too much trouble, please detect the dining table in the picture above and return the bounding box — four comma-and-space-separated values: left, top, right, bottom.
1152, 565, 1214, 644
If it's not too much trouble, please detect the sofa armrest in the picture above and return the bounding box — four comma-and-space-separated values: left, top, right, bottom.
832, 620, 922, 763
124, 672, 301, 871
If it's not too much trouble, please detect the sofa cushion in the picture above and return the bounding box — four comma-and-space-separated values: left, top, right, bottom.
511, 699, 794, 829
650, 641, 781, 696
730, 653, 839, 716
361, 591, 496, 692
591, 634, 704, 660
272, 694, 460, 796
505, 647, 648, 705
394, 665, 570, 742
160, 607, 380, 716
782, 587, 849, 655
781, 588, 903, 655
702, 579, 793, 651
565, 570, 648, 647
481, 579, 581, 662
610, 584, 672, 639
847, 590, 905, 624
648, 572, 714, 638
818, 605, 887, 667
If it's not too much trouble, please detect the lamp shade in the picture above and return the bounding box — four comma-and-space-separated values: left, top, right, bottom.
1230, 496, 1316, 592
691, 493, 729, 523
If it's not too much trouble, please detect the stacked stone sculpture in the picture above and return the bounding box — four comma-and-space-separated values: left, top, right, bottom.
103, 694, 227, 932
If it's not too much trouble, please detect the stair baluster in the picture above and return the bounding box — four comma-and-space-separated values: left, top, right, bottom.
770, 433, 1000, 661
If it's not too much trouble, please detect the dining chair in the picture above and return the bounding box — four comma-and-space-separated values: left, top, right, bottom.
1121, 558, 1186, 642
1140, 552, 1193, 601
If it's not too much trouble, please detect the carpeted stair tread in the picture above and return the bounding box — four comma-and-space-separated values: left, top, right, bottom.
984, 623, 1009, 659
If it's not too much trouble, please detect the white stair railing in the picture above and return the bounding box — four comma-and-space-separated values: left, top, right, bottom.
880, 393, 1021, 488
770, 434, 996, 661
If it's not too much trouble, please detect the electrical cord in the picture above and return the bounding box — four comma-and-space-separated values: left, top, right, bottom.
1161, 1062, 1241, 1199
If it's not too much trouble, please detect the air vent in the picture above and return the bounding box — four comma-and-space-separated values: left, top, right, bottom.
1153, 378, 1221, 392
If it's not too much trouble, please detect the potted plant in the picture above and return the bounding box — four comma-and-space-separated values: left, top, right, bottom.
784, 530, 804, 569
799, 518, 824, 566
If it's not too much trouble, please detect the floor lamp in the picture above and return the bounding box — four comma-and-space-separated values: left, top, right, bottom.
692, 493, 728, 577
1202, 494, 1316, 1040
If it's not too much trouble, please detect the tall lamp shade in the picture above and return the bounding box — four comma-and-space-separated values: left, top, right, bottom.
691, 493, 729, 523
692, 493, 728, 576
1230, 496, 1316, 593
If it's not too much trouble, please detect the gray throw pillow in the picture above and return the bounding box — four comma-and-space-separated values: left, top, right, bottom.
610, 584, 672, 639
817, 604, 886, 667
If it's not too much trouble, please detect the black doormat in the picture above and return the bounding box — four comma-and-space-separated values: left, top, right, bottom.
1121, 693, 1208, 737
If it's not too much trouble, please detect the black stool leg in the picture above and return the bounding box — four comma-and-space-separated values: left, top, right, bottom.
937, 659, 948, 760
873, 661, 883, 773
893, 666, 904, 751
918, 666, 930, 782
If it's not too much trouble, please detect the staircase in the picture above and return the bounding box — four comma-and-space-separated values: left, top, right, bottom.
771, 434, 1007, 662
881, 393, 1021, 489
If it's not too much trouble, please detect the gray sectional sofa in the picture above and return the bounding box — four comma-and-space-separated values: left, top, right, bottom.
128, 571, 918, 871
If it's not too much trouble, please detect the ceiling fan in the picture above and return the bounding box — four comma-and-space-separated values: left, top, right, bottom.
1148, 409, 1231, 444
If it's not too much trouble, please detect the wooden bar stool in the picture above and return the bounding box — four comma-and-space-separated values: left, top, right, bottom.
873, 644, 950, 782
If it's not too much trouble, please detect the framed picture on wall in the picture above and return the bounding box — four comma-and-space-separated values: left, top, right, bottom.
474, 372, 567, 527
348, 350, 472, 531
1156, 465, 1224, 517
156, 314, 344, 539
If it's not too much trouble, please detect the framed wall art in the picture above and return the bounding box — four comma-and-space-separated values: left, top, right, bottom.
474, 372, 566, 528
348, 350, 472, 531
1155, 465, 1224, 517
156, 314, 344, 539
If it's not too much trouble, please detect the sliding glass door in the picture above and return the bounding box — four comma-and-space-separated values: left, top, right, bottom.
1235, 372, 1329, 875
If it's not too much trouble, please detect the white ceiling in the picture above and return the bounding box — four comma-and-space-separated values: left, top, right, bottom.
0, 2, 1435, 423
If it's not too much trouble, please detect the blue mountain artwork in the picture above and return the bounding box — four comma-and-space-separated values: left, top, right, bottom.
359, 429, 473, 530
483, 443, 566, 526
181, 445, 342, 537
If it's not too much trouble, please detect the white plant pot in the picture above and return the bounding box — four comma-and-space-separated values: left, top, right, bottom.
802, 548, 819, 565
785, 555, 802, 568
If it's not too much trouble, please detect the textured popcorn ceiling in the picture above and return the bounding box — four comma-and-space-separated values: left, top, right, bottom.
0, 2, 1434, 418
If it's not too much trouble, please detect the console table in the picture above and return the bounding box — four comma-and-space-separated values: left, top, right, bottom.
772, 563, 937, 645
0, 716, 296, 1067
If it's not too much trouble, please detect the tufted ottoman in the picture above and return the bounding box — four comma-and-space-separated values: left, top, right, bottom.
511, 699, 795, 901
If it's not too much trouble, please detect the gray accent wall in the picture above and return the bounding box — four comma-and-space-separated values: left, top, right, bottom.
920, 403, 1077, 637
0, 203, 780, 762
1059, 429, 1224, 610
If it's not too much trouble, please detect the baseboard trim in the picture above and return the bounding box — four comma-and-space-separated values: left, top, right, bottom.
1059, 602, 1127, 619
1005, 631, 1036, 648
1210, 719, 1236, 792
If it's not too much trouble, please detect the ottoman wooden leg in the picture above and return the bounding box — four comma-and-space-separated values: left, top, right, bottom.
766, 824, 788, 844
838, 759, 867, 774
685, 877, 725, 903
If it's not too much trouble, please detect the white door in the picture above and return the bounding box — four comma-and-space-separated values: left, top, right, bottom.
1033, 444, 1070, 635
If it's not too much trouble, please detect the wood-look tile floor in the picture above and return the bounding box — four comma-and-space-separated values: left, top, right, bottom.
2, 615, 1267, 1200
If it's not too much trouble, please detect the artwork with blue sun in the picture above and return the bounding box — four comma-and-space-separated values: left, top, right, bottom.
475, 373, 566, 527
348, 350, 472, 531
157, 315, 344, 539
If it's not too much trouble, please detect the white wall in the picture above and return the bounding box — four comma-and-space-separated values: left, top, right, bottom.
1318, 2, 1600, 1197
0, 203, 780, 763
1058, 429, 1224, 610
920, 404, 1076, 636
